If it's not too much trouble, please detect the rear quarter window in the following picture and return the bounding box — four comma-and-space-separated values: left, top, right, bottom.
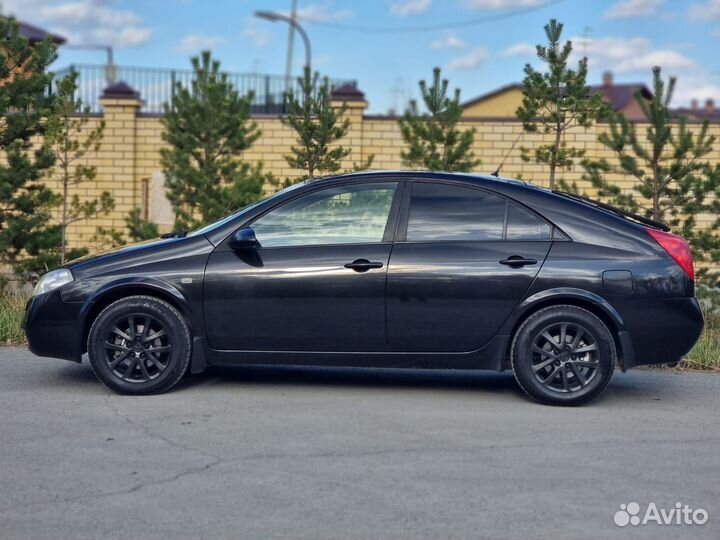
506, 202, 552, 240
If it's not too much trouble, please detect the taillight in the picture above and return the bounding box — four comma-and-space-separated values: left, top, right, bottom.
645, 228, 695, 281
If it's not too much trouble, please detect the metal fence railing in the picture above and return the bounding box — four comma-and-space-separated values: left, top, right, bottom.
51, 64, 357, 114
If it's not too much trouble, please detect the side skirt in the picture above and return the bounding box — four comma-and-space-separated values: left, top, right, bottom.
202, 334, 510, 372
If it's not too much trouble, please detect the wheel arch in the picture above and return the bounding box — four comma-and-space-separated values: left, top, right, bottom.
79, 278, 193, 356
502, 288, 632, 370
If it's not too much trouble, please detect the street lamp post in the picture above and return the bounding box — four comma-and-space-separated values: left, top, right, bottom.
64, 44, 116, 84
254, 10, 312, 72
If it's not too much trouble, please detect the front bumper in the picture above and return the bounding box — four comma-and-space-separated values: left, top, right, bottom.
23, 289, 84, 362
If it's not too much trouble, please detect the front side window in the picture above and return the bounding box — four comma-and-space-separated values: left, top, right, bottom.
252, 182, 398, 248
406, 183, 506, 241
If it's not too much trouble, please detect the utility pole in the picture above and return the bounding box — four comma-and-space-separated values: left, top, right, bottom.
285, 0, 298, 94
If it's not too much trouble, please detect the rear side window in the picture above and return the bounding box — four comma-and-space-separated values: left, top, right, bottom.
406, 182, 552, 242
406, 183, 505, 241
506, 202, 551, 240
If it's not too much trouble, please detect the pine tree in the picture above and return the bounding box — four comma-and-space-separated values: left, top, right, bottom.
0, 17, 61, 280
282, 67, 353, 179
46, 71, 112, 264
583, 67, 720, 281
399, 67, 479, 172
125, 208, 159, 242
517, 19, 606, 189
161, 51, 267, 230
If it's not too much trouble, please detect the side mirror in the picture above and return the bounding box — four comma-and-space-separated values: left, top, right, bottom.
229, 227, 259, 250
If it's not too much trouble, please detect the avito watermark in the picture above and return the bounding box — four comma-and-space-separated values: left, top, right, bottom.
614, 502, 709, 527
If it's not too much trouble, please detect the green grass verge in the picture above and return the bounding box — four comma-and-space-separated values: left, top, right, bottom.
685, 285, 720, 371
1, 287, 720, 370
0, 292, 27, 345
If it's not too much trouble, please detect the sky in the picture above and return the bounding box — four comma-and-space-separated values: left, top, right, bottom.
5, 0, 720, 113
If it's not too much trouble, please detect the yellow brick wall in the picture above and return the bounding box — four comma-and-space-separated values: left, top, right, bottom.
28, 96, 720, 252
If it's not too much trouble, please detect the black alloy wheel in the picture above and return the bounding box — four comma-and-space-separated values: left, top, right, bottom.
103, 313, 173, 383
530, 322, 599, 393
511, 305, 616, 406
88, 295, 191, 395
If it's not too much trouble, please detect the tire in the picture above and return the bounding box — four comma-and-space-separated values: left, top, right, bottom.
87, 295, 192, 395
511, 305, 616, 406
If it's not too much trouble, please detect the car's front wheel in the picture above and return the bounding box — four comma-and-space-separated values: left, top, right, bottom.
511, 305, 616, 406
87, 295, 191, 395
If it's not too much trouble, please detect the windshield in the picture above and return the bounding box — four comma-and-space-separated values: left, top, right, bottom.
187, 181, 309, 238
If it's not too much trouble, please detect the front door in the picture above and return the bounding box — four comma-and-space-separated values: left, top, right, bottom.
203, 181, 400, 352
387, 181, 552, 352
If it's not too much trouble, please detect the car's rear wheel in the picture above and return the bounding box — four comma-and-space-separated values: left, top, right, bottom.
511, 305, 616, 406
87, 295, 191, 395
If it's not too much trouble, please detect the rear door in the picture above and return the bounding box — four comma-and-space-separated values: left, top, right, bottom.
386, 180, 552, 352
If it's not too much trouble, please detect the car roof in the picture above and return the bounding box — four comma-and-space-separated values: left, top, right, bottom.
308, 170, 535, 189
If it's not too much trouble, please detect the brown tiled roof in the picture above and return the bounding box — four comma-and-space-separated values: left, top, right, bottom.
591, 84, 652, 111
6, 18, 66, 45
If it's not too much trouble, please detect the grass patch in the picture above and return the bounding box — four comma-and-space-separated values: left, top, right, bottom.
0, 291, 27, 345
684, 285, 720, 371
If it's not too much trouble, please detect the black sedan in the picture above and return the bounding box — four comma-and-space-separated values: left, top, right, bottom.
24, 171, 704, 405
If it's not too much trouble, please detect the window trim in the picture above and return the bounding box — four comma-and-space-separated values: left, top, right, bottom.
232, 179, 404, 250
397, 179, 557, 244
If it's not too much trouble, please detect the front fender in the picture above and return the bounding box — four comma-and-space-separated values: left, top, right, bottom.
71, 277, 197, 355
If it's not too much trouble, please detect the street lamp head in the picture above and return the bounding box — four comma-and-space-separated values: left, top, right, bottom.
254, 10, 282, 22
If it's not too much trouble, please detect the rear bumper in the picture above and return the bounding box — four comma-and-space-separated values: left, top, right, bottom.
620, 297, 704, 369
23, 289, 83, 362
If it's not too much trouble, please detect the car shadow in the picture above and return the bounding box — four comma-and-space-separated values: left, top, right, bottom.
48, 359, 671, 406
177, 364, 524, 398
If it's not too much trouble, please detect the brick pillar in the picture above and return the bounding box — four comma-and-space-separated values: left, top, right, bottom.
331, 84, 368, 170
98, 82, 142, 232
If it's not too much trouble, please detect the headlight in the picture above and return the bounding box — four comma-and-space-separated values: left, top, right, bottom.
33, 269, 74, 297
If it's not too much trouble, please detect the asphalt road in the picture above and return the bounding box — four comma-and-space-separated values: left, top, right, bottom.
1, 347, 719, 540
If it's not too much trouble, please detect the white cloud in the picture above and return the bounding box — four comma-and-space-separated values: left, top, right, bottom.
240, 18, 272, 48
502, 42, 536, 56
689, 0, 720, 20
673, 76, 720, 105
462, 0, 542, 9
391, 0, 432, 17
3, 0, 152, 48
430, 33, 466, 49
293, 1, 353, 22
614, 50, 695, 72
604, 0, 664, 19
447, 47, 489, 70
178, 34, 225, 53
571, 36, 695, 74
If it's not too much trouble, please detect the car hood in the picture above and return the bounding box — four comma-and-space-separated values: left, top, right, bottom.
65, 235, 213, 278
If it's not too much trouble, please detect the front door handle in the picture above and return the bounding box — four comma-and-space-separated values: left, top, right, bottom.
499, 255, 538, 268
344, 259, 384, 272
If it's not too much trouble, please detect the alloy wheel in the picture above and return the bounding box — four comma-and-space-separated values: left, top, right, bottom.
102, 313, 173, 383
531, 322, 599, 393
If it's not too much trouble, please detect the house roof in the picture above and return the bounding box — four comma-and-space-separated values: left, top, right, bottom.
671, 107, 720, 122
461, 82, 652, 114
460, 83, 523, 110
5, 18, 66, 45
591, 83, 652, 111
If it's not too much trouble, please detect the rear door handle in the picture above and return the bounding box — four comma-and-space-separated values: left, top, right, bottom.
499, 256, 538, 268
344, 259, 384, 272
